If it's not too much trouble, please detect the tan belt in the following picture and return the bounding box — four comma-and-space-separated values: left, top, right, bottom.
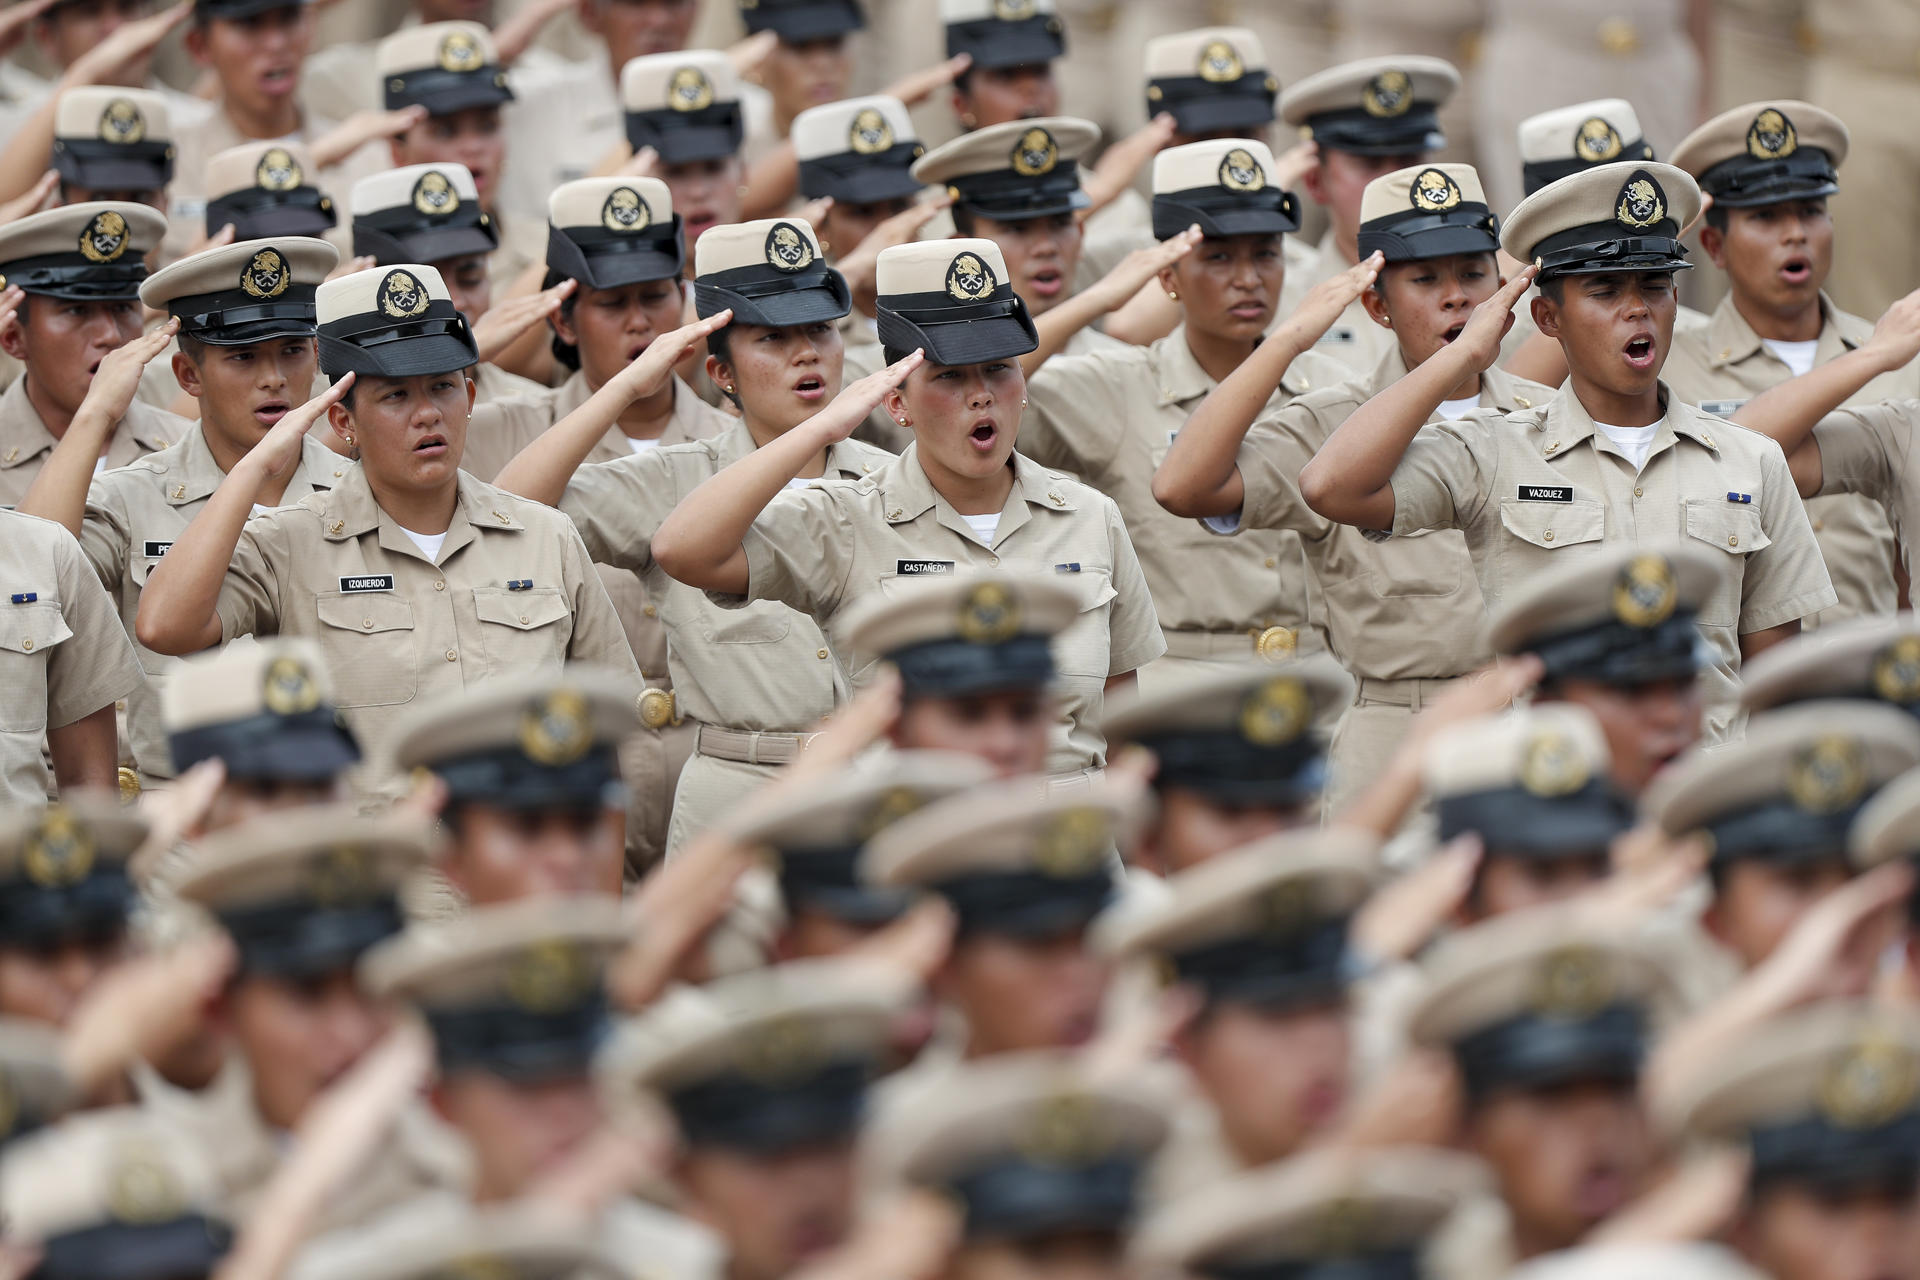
1161, 626, 1301, 663
1045, 767, 1104, 796
695, 724, 817, 766
1353, 675, 1466, 712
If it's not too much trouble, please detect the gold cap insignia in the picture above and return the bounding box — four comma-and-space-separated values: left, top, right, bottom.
0, 1073, 17, 1139
377, 268, 430, 319
957, 580, 1021, 645
78, 210, 129, 264
1218, 147, 1267, 193
256, 146, 302, 192
1612, 554, 1677, 628
945, 250, 996, 302
1872, 636, 1920, 705
105, 1143, 187, 1225
1362, 69, 1412, 119
1010, 127, 1059, 178
1818, 1031, 1919, 1129
1575, 117, 1624, 164
22, 808, 94, 888
737, 1014, 830, 1085
1197, 39, 1243, 83
1238, 676, 1310, 747
239, 247, 290, 301
1519, 730, 1590, 798
857, 786, 924, 841
261, 653, 320, 716
1530, 946, 1615, 1020
765, 221, 816, 272
1747, 108, 1798, 160
437, 29, 485, 73
1257, 877, 1317, 936
1615, 172, 1666, 231
506, 939, 594, 1013
1789, 735, 1867, 815
1018, 1091, 1109, 1167
667, 66, 715, 112
519, 688, 593, 766
305, 845, 378, 907
98, 98, 145, 145
1307, 1198, 1376, 1259
602, 185, 652, 233
848, 107, 894, 155
1034, 807, 1108, 878
993, 0, 1037, 18
1409, 166, 1462, 212
412, 169, 459, 217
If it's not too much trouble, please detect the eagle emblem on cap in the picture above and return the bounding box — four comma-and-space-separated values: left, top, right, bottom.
519, 688, 592, 766
1034, 807, 1107, 878
506, 940, 593, 1013
601, 186, 652, 233
98, 98, 145, 145
305, 845, 377, 907
437, 29, 485, 73
1612, 554, 1677, 629
765, 222, 815, 272
738, 1015, 830, 1085
1019, 1091, 1109, 1167
1362, 68, 1412, 119
993, 0, 1037, 18
1239, 676, 1309, 747
1519, 730, 1590, 798
1615, 173, 1666, 231
1747, 108, 1798, 160
1410, 166, 1462, 212
1574, 117, 1624, 164
1530, 946, 1615, 1021
1257, 877, 1316, 937
1218, 147, 1267, 193
78, 210, 129, 264
1872, 636, 1920, 705
858, 786, 925, 841
1010, 127, 1059, 178
957, 581, 1021, 645
1818, 1030, 1919, 1129
1790, 735, 1867, 815
262, 654, 319, 716
667, 65, 715, 112
412, 170, 460, 217
377, 268, 430, 319
945, 251, 996, 302
239, 248, 290, 300
1197, 39, 1243, 83
22, 807, 93, 888
256, 147, 302, 192
848, 107, 894, 155
105, 1142, 187, 1226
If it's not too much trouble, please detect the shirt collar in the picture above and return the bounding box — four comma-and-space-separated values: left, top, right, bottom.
1364, 345, 1542, 413
166, 429, 343, 506
0, 377, 174, 470
1156, 324, 1318, 407
1535, 381, 1722, 459
1705, 291, 1859, 368
319, 466, 520, 561
879, 445, 1078, 529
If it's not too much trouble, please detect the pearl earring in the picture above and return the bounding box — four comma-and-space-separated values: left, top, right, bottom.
1166, 290, 1179, 301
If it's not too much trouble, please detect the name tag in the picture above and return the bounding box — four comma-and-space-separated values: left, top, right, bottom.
142, 540, 172, 558
1698, 399, 1747, 417
1517, 485, 1573, 503
896, 560, 954, 576
339, 575, 395, 593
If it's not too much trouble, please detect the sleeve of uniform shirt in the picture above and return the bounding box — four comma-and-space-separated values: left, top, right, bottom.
1236, 398, 1344, 539
215, 514, 287, 642
1021, 352, 1126, 478
1813, 403, 1906, 511
1740, 437, 1840, 633
1389, 417, 1500, 537
46, 526, 142, 728
77, 474, 133, 591
557, 519, 645, 681
558, 447, 686, 573
1101, 496, 1167, 675
732, 483, 860, 619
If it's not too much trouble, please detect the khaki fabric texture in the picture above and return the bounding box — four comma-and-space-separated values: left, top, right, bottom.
0, 376, 184, 508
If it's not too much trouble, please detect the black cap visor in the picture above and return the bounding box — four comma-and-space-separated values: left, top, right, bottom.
946, 16, 1064, 70
1147, 77, 1277, 136
196, 0, 309, 18
0, 872, 134, 951
318, 298, 479, 379
951, 1156, 1137, 1242
744, 0, 865, 43
3, 252, 146, 301
206, 187, 337, 240
34, 1216, 233, 1280
1437, 782, 1634, 859
1357, 206, 1501, 263
1698, 148, 1840, 209
669, 1058, 872, 1152
548, 218, 686, 291
1143, 730, 1326, 810
354, 222, 500, 269
385, 67, 515, 116
1705, 803, 1859, 870
1308, 105, 1444, 157
168, 707, 359, 781
934, 868, 1113, 940
626, 106, 745, 166
889, 633, 1054, 699
877, 284, 1038, 365
1749, 1111, 1920, 1198
434, 744, 625, 811
219, 895, 405, 980
1530, 217, 1691, 277
166, 285, 318, 346
798, 150, 926, 205
947, 166, 1086, 224
429, 997, 609, 1082
695, 261, 852, 327
1453, 1003, 1646, 1101
1152, 188, 1299, 240
1523, 140, 1655, 197
52, 141, 173, 195
1530, 612, 1706, 688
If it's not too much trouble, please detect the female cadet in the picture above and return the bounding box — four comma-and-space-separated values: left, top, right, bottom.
492, 217, 896, 852
651, 237, 1165, 779
134, 263, 639, 797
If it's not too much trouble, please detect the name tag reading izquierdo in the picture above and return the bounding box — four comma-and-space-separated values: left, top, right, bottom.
339, 575, 396, 593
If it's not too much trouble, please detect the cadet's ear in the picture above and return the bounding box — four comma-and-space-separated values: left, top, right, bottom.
549, 301, 578, 348
1699, 222, 1728, 270
1530, 292, 1560, 342
704, 353, 732, 393
574, 0, 604, 38
1299, 159, 1330, 207
183, 21, 210, 66
0, 310, 25, 362
1360, 281, 1391, 330
172, 351, 202, 399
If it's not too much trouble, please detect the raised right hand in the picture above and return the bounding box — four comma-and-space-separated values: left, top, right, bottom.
254, 373, 355, 483
813, 348, 924, 444
1082, 225, 1205, 312
64, 0, 189, 87
1451, 262, 1537, 372
473, 278, 576, 363
611, 309, 732, 402
1866, 285, 1920, 372
1280, 251, 1383, 349
82, 319, 179, 428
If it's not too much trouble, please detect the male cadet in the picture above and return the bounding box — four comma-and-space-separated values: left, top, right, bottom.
202, 140, 338, 241
1407, 908, 1677, 1260
1275, 56, 1461, 374
0, 797, 146, 1029
0, 202, 178, 506
1102, 660, 1349, 876
1096, 829, 1377, 1190
939, 0, 1064, 131
604, 959, 907, 1280
1667, 101, 1906, 628
19, 236, 340, 791
388, 671, 638, 898
1739, 613, 1920, 715
1666, 1003, 1920, 1280
1644, 700, 1920, 971
1483, 545, 1723, 797
49, 86, 174, 206
1298, 160, 1837, 744
157, 807, 436, 1224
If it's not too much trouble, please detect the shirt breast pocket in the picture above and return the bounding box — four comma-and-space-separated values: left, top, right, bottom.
1498, 496, 1606, 552
691, 593, 794, 645
128, 554, 162, 587
473, 586, 572, 678
1050, 567, 1118, 681
1683, 499, 1771, 626
0, 602, 69, 731
315, 592, 419, 708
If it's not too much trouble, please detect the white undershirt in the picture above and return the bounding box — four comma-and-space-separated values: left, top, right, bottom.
1436, 394, 1482, 421
625, 436, 661, 455
250, 504, 273, 517
1594, 416, 1664, 472
961, 512, 1000, 544
399, 526, 447, 563
93, 457, 108, 477
1761, 338, 1819, 378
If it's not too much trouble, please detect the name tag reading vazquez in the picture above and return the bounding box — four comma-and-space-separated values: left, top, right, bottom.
339, 575, 396, 593
1517, 485, 1573, 503
896, 560, 955, 575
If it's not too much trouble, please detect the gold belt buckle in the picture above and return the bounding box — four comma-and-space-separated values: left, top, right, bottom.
1255, 626, 1297, 662
116, 766, 141, 801
1597, 17, 1639, 55
638, 687, 677, 730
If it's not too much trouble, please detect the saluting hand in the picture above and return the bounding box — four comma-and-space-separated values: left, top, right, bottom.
0, 171, 58, 227
81, 318, 179, 431
609, 308, 733, 404
0, 0, 58, 60
815, 348, 924, 444
63, 0, 188, 88
1081, 224, 1205, 313
1451, 262, 1537, 372
251, 373, 355, 483
1865, 284, 1920, 373
1279, 251, 1383, 348
473, 278, 577, 364
883, 53, 971, 108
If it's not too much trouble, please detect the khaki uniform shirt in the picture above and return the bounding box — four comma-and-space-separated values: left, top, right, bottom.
562, 420, 891, 732
79, 427, 345, 780
0, 509, 143, 807
214, 465, 638, 784
1811, 400, 1920, 577
495, 59, 621, 223
729, 446, 1166, 771
1278, 229, 1397, 376
1234, 349, 1552, 681
469, 359, 548, 407
1024, 325, 1348, 653
1389, 382, 1836, 738
0, 376, 185, 508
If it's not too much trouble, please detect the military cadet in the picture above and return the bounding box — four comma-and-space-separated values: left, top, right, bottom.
389, 670, 636, 898
1154, 163, 1543, 815
154, 807, 434, 1223
19, 236, 341, 791
618, 50, 750, 253
1096, 829, 1377, 1184
863, 779, 1141, 1057
0, 797, 145, 1029
0, 202, 179, 507
1102, 659, 1349, 875
1518, 100, 1657, 201
133, 262, 639, 798
1666, 101, 1905, 629
202, 139, 339, 241
1483, 545, 1723, 796
1423, 705, 1631, 921
1665, 1003, 1920, 1280
1407, 907, 1677, 1260
1739, 613, 1920, 714
1644, 700, 1920, 970
728, 751, 994, 959
1298, 161, 1836, 743
650, 238, 1165, 779
603, 958, 907, 1280
1275, 56, 1460, 374
792, 92, 925, 341
739, 0, 861, 152
491, 217, 889, 853
49, 86, 174, 206
940, 0, 1064, 131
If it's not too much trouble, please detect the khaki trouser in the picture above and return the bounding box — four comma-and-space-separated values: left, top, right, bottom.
1804, 493, 1902, 628
1322, 676, 1464, 824
665, 739, 797, 856
620, 715, 697, 875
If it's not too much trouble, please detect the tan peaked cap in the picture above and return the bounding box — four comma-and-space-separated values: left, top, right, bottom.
162, 638, 336, 731
0, 1018, 74, 1141
1278, 55, 1459, 126
939, 0, 1058, 20
792, 95, 919, 162
388, 666, 640, 771
842, 570, 1079, 661
0, 201, 166, 269
1501, 160, 1702, 263
316, 262, 453, 324
1847, 764, 1920, 869
375, 20, 502, 76
693, 215, 823, 277
861, 775, 1146, 887
1737, 613, 1920, 712
620, 49, 740, 113
1152, 137, 1276, 196
875, 236, 1012, 297
549, 176, 672, 232
1102, 655, 1348, 747
725, 750, 995, 850
139, 236, 337, 309
1423, 703, 1611, 802
172, 804, 433, 914
300, 1203, 627, 1280
911, 115, 1100, 186
351, 161, 482, 218
1358, 162, 1487, 225
361, 894, 628, 1005
54, 86, 172, 144
1143, 26, 1270, 82
1506, 1244, 1770, 1280
0, 793, 147, 886
0, 1106, 223, 1243
1518, 99, 1649, 165
1671, 100, 1850, 177
206, 140, 320, 202
1486, 542, 1725, 655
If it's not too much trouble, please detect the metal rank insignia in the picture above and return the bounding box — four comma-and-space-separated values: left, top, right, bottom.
1256, 876, 1317, 937
1615, 171, 1666, 231
105, 1142, 188, 1225
1017, 1091, 1108, 1168
1239, 676, 1309, 747
1529, 946, 1615, 1021
305, 845, 378, 907
1010, 127, 1059, 178
1789, 735, 1867, 815
857, 786, 924, 842
737, 1014, 829, 1085
1872, 636, 1920, 706
1518, 730, 1590, 798
505, 940, 594, 1014
1362, 69, 1412, 119
1818, 1031, 1920, 1129
1034, 807, 1107, 878
22, 807, 94, 888
520, 688, 593, 766
1612, 554, 1676, 628
765, 221, 815, 272
1575, 117, 1624, 164
1409, 167, 1462, 212
957, 581, 1021, 645
262, 654, 321, 716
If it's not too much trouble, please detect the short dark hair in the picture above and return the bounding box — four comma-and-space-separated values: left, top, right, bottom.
176, 332, 207, 363
1537, 275, 1567, 305
706, 324, 740, 408
542, 267, 581, 371
1703, 205, 1729, 233
950, 204, 977, 237
882, 344, 914, 366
